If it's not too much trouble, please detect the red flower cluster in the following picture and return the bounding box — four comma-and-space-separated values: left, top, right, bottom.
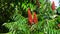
52, 1, 55, 11
33, 12, 38, 24
28, 8, 33, 25
28, 8, 38, 25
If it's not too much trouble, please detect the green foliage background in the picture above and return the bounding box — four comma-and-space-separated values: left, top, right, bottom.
0, 0, 60, 34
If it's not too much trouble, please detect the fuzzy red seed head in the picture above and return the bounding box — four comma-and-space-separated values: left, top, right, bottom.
58, 24, 60, 27
33, 12, 38, 24
28, 8, 33, 25
52, 1, 55, 11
